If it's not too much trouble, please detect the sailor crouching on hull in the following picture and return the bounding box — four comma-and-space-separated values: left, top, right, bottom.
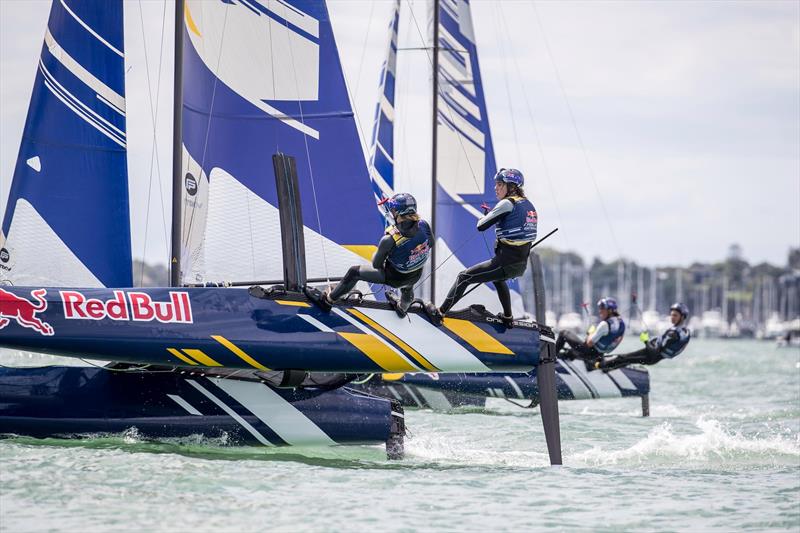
596, 302, 691, 371
555, 297, 626, 369
426, 168, 537, 328
308, 193, 434, 317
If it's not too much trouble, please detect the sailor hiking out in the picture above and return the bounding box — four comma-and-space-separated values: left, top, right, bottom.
426, 168, 537, 328
556, 297, 626, 369
308, 193, 434, 317
596, 302, 691, 371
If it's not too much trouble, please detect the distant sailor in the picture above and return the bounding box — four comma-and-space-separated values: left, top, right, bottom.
555, 297, 626, 367
308, 193, 433, 317
426, 168, 537, 328
596, 302, 691, 371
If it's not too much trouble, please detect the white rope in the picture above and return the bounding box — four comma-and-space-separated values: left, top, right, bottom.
136, 0, 169, 284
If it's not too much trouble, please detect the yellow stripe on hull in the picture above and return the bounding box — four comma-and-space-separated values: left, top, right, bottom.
274, 300, 311, 307
182, 348, 224, 367
212, 335, 270, 370
443, 318, 514, 355
347, 309, 439, 371
167, 347, 198, 366
338, 332, 418, 372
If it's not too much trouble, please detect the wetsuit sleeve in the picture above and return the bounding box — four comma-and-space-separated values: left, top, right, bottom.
476, 199, 513, 231
587, 321, 609, 345
372, 234, 395, 270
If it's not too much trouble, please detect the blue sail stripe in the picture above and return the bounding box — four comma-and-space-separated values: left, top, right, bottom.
41, 78, 126, 148
57, 0, 124, 57
38, 62, 126, 146
233, 0, 320, 45
39, 60, 125, 138
48, 5, 125, 96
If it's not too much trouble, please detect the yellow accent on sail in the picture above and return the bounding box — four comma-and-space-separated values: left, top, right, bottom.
184, 3, 201, 37
167, 348, 198, 366
382, 373, 405, 381
442, 318, 514, 355
212, 335, 270, 370
347, 308, 438, 372
343, 245, 378, 262
338, 332, 418, 372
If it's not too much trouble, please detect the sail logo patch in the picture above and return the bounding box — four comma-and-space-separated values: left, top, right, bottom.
60, 291, 194, 324
0, 288, 54, 336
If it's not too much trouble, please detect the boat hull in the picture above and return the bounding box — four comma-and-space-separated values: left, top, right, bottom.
0, 366, 403, 450
353, 360, 650, 410
0, 286, 546, 373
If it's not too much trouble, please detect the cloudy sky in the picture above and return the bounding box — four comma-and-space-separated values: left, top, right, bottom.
1, 0, 798, 268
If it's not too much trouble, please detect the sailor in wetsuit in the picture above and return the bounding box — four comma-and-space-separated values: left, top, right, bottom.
312, 193, 433, 317
555, 297, 626, 368
426, 168, 537, 328
596, 302, 691, 371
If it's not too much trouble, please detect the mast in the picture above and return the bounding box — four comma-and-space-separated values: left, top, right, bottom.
170, 0, 185, 287
430, 0, 440, 302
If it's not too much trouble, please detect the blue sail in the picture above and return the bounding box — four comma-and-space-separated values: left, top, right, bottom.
433, 0, 523, 314
0, 0, 131, 288
180, 0, 382, 284
368, 0, 400, 206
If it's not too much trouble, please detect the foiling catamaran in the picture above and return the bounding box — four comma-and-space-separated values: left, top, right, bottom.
0, 0, 562, 462
350, 0, 650, 415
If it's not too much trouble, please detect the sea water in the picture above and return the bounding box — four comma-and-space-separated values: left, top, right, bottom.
1, 339, 798, 532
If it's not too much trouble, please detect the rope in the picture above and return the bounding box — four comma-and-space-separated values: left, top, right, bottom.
136, 0, 169, 284
182, 6, 231, 283
496, 1, 571, 252
529, 0, 623, 258
283, 18, 331, 283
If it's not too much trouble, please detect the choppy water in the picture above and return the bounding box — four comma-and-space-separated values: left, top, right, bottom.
1, 339, 798, 532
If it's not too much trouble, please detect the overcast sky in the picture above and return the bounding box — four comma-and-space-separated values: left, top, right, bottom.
1, 0, 798, 268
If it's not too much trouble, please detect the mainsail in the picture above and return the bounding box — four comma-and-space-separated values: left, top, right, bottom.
179, 0, 381, 285
432, 0, 525, 314
0, 0, 131, 288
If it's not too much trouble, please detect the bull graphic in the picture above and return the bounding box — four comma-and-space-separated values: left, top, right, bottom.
0, 288, 54, 336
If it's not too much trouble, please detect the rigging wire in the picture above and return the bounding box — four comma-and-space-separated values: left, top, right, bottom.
136, 0, 169, 284
352, 0, 377, 105
491, 3, 522, 165
403, 0, 492, 267
497, 1, 571, 254
529, 0, 623, 258
282, 18, 331, 283
183, 6, 231, 283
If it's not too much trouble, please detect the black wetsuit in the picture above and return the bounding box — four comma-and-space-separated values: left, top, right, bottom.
329, 219, 433, 312
439, 196, 537, 317
599, 323, 690, 371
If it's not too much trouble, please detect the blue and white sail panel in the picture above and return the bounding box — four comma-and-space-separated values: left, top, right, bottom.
433, 0, 523, 315
0, 0, 131, 288
180, 0, 381, 285
368, 0, 400, 206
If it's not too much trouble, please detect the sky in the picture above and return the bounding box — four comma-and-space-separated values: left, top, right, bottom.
1, 0, 798, 269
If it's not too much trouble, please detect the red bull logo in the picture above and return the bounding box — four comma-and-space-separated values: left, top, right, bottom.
0, 288, 54, 336
60, 291, 193, 324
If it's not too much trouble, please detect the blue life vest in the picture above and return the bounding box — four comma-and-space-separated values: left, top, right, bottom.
595, 316, 626, 353
386, 220, 432, 273
657, 325, 691, 358
495, 196, 537, 245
